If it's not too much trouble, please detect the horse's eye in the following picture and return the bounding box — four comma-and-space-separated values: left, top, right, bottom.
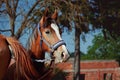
45, 30, 50, 34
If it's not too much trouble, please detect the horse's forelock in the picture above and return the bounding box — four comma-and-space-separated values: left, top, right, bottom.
42, 17, 56, 28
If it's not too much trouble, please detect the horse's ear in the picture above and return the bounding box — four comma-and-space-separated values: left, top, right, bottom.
52, 10, 58, 20
44, 8, 49, 17
40, 8, 49, 26
40, 16, 45, 26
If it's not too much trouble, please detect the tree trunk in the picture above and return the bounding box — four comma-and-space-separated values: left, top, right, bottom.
74, 26, 81, 80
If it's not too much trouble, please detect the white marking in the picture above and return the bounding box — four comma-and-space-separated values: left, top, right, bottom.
51, 23, 62, 40
51, 23, 70, 61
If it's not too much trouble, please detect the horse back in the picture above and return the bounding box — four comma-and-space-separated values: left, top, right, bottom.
0, 35, 11, 80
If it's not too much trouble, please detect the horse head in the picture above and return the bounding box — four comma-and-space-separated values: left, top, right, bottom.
28, 9, 70, 64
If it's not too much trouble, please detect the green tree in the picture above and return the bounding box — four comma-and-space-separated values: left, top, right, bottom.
85, 0, 120, 60
86, 33, 120, 60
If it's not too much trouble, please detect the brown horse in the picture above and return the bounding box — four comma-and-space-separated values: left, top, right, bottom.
3, 9, 70, 80
0, 35, 39, 80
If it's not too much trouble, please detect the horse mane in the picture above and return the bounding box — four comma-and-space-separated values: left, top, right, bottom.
26, 27, 38, 51
6, 37, 39, 79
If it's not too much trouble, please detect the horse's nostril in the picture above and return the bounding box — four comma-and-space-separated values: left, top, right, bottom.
61, 52, 65, 58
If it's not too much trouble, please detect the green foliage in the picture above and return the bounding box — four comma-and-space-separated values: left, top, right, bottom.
83, 33, 120, 60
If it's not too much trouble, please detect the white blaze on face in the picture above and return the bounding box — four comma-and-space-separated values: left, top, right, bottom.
51, 23, 62, 40
51, 23, 70, 62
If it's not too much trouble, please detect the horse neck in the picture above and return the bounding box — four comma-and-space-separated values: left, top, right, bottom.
28, 34, 45, 59
27, 28, 45, 59
27, 28, 46, 72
